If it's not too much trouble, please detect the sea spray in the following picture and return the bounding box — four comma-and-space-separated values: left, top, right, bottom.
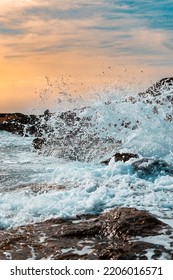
0, 77, 173, 230
34, 77, 173, 161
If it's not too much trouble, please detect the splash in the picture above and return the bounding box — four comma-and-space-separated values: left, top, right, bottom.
0, 76, 173, 230
33, 77, 173, 162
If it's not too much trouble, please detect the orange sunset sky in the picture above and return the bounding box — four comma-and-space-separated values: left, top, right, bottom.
0, 0, 173, 113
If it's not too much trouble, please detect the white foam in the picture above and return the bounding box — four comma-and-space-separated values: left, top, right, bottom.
134, 228, 173, 256
0, 84, 173, 238
0, 156, 173, 229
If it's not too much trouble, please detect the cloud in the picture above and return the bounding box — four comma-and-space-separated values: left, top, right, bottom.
1, 0, 173, 113
0, 0, 173, 66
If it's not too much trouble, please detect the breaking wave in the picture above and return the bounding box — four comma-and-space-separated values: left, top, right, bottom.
0, 77, 173, 230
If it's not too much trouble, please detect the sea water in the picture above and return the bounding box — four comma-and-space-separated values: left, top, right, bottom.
0, 83, 173, 232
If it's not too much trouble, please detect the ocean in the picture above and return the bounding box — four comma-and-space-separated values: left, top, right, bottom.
0, 77, 173, 259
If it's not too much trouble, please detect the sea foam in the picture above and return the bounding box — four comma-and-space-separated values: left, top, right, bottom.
0, 78, 173, 229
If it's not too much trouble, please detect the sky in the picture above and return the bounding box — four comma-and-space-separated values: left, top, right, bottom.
0, 0, 173, 113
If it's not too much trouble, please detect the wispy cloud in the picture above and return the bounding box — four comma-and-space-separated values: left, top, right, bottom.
0, 1, 173, 113
0, 0, 173, 64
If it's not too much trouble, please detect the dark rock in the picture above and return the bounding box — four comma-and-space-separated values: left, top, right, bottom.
0, 112, 55, 137
0, 113, 40, 136
138, 77, 173, 123
32, 137, 46, 150
101, 208, 164, 239
127, 77, 173, 121
43, 109, 51, 121
101, 152, 139, 165
132, 158, 173, 179
143, 77, 173, 98
0, 207, 172, 260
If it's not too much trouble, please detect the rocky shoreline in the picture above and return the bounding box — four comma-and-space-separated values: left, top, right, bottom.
0, 207, 172, 260
1, 77, 173, 139
0, 77, 173, 260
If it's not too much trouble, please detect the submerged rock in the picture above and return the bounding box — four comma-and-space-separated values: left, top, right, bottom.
101, 154, 173, 180
101, 152, 139, 165
132, 158, 173, 179
0, 207, 172, 260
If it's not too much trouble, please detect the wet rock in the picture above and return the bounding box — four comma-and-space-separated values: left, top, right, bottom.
0, 207, 172, 260
127, 77, 173, 122
43, 109, 51, 121
0, 184, 66, 194
100, 208, 164, 239
0, 112, 54, 137
141, 78, 173, 115
137, 77, 173, 102
140, 77, 173, 98
0, 113, 40, 136
132, 158, 173, 179
32, 137, 46, 150
101, 152, 139, 165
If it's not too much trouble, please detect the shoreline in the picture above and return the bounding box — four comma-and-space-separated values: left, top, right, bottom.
0, 207, 172, 260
